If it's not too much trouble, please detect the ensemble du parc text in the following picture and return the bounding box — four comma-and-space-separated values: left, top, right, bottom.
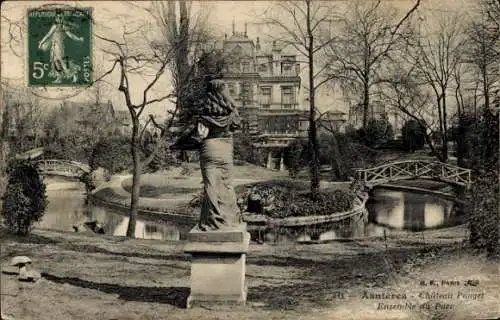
371, 279, 484, 311
329, 280, 484, 311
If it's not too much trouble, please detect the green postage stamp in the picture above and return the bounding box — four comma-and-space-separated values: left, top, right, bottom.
27, 7, 92, 86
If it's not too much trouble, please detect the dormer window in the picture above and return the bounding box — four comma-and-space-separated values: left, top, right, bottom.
228, 83, 236, 96
281, 62, 294, 75
242, 61, 250, 72
233, 45, 243, 55
282, 63, 292, 71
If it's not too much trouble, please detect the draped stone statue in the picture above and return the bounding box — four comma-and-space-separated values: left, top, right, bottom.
172, 79, 242, 231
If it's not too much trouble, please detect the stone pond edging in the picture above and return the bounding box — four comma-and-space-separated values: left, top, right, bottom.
242, 192, 369, 228
90, 175, 197, 223
90, 174, 367, 228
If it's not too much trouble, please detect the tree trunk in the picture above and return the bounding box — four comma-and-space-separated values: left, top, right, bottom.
482, 67, 489, 112
423, 132, 445, 162
362, 81, 370, 128
455, 85, 462, 119
126, 119, 140, 238
169, 0, 191, 166
306, 0, 320, 196
442, 90, 448, 162
473, 83, 479, 117
0, 104, 9, 214
434, 96, 445, 159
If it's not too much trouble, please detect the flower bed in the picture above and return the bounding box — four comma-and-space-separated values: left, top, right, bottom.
236, 180, 355, 219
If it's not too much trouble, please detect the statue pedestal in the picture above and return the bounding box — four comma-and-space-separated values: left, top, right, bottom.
184, 224, 250, 309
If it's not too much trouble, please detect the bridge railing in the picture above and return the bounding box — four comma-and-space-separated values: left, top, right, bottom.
356, 160, 472, 188
36, 159, 89, 177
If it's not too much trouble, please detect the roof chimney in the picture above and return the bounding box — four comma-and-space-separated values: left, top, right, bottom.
256, 37, 260, 50
232, 17, 235, 35
244, 21, 248, 38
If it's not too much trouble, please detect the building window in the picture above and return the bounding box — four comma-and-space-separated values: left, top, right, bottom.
281, 86, 294, 108
228, 83, 236, 96
260, 87, 271, 108
258, 63, 267, 72
281, 62, 293, 74
281, 56, 296, 75
242, 120, 249, 132
240, 82, 251, 104
242, 61, 250, 72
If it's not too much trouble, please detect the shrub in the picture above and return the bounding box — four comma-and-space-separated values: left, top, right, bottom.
233, 131, 264, 166
2, 159, 48, 235
356, 117, 394, 147
462, 110, 499, 256
456, 112, 480, 167
319, 133, 378, 181
284, 133, 379, 182
283, 139, 309, 178
43, 137, 86, 161
466, 169, 499, 256
180, 162, 193, 176
0, 141, 9, 215
90, 136, 139, 174
401, 119, 426, 152
237, 181, 355, 219
141, 131, 178, 172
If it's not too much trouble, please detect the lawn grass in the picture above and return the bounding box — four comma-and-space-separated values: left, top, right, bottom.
1, 227, 498, 320
121, 164, 289, 198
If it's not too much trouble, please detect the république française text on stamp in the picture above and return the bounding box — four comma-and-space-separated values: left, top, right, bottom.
27, 7, 92, 87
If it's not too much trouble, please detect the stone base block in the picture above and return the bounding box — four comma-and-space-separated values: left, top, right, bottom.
184, 225, 250, 309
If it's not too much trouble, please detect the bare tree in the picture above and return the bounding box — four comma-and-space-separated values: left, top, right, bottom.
1, 12, 24, 58
0, 88, 12, 214
325, 0, 421, 129
465, 0, 500, 113
380, 66, 445, 160
0, 85, 44, 152
453, 63, 468, 118
95, 26, 175, 237
258, 0, 339, 195
131, 1, 219, 162
405, 13, 466, 161
0, 84, 44, 213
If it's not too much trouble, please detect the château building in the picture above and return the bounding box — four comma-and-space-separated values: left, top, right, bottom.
183, 23, 348, 169
348, 101, 404, 138
221, 23, 309, 170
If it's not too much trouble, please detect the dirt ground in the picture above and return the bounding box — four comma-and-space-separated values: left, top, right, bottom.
1, 226, 499, 320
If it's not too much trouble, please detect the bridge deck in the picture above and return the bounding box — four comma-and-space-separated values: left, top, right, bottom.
37, 159, 89, 178
356, 160, 472, 189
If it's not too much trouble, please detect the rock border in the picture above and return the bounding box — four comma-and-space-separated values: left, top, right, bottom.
242, 192, 369, 227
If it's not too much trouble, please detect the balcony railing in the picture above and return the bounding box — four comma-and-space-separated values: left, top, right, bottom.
281, 70, 298, 77
258, 130, 307, 137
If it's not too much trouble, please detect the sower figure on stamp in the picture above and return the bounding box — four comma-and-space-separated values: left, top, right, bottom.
172, 79, 243, 231
38, 12, 84, 83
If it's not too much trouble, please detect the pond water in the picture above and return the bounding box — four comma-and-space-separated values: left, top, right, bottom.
39, 176, 465, 243
40, 176, 193, 240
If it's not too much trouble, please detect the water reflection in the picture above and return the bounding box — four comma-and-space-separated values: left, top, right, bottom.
111, 216, 182, 240
41, 176, 192, 241
40, 177, 463, 243
367, 188, 457, 231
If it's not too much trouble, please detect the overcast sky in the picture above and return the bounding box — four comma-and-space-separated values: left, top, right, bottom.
1, 0, 473, 119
